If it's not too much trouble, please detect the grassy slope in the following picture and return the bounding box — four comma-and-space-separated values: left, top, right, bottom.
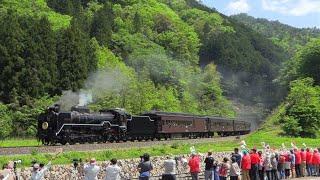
245, 104, 319, 149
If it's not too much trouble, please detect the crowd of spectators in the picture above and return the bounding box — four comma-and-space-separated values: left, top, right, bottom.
1, 145, 320, 180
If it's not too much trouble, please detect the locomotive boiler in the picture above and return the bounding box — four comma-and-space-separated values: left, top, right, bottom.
37, 104, 129, 145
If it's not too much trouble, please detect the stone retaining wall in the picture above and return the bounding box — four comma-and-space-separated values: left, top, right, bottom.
16, 152, 231, 179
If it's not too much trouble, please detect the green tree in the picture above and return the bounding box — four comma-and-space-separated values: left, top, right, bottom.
133, 12, 142, 33
298, 39, 320, 85
0, 10, 25, 103
0, 103, 13, 139
90, 2, 114, 45
56, 20, 92, 91
280, 39, 320, 86
280, 78, 320, 137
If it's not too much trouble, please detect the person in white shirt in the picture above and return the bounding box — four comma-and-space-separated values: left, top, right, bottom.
31, 161, 51, 180
162, 155, 176, 180
105, 158, 121, 180
84, 158, 100, 180
1, 161, 16, 180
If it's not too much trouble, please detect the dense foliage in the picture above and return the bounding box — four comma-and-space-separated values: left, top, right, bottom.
0, 0, 235, 138
231, 13, 320, 56
279, 78, 320, 137
0, 11, 96, 104
161, 1, 288, 107
280, 39, 320, 86
231, 14, 320, 138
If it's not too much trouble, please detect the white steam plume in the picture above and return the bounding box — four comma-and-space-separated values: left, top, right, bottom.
57, 68, 129, 110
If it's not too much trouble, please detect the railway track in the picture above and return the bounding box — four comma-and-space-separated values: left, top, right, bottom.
0, 135, 244, 155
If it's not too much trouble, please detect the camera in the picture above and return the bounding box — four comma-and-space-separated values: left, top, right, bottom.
31, 160, 37, 166
13, 160, 22, 170
72, 158, 82, 169
13, 160, 22, 164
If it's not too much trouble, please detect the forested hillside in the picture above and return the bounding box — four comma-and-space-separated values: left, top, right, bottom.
160, 1, 288, 107
260, 39, 320, 138
0, 0, 311, 139
0, 0, 235, 138
231, 13, 320, 56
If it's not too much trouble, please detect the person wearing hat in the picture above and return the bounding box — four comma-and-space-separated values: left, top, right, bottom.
31, 161, 51, 180
162, 154, 176, 180
84, 158, 100, 180
188, 152, 200, 180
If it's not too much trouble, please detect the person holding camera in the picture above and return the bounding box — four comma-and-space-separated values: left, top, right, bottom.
138, 153, 153, 180
105, 158, 121, 180
162, 155, 176, 180
84, 158, 100, 180
1, 161, 16, 180
31, 161, 51, 180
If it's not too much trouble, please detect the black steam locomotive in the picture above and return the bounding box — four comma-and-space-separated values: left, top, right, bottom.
37, 104, 250, 145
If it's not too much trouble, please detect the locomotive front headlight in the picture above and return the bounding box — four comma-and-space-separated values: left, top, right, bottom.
42, 122, 49, 130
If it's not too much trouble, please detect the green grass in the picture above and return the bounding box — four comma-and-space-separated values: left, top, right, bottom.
244, 104, 319, 149
246, 131, 320, 149
1, 132, 319, 168
0, 138, 40, 147
0, 140, 239, 168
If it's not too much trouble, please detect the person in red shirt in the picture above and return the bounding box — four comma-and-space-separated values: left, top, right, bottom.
294, 148, 302, 177
241, 150, 251, 180
278, 153, 286, 179
250, 148, 260, 180
306, 148, 313, 176
300, 148, 306, 177
188, 153, 200, 180
312, 149, 320, 176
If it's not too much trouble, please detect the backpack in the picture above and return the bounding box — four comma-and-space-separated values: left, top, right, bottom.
219, 163, 228, 177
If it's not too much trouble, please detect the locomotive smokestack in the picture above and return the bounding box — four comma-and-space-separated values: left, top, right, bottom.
78, 91, 93, 106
